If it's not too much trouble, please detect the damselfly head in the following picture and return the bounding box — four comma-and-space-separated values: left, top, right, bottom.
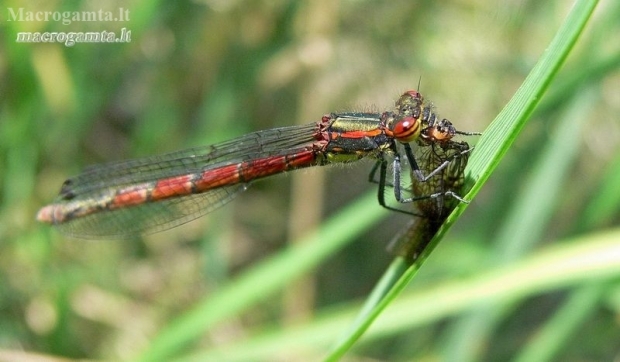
395, 90, 424, 119
422, 118, 457, 143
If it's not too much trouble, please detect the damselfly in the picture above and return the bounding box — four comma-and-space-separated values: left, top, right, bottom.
37, 90, 478, 239
388, 132, 474, 262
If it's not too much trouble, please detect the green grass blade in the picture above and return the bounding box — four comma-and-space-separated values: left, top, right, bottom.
466, 0, 600, 192
323, 0, 599, 360
444, 80, 599, 362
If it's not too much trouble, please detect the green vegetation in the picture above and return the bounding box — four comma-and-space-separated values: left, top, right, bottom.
1, 1, 618, 361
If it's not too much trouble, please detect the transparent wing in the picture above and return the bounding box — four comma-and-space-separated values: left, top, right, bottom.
44, 123, 318, 238
54, 185, 247, 239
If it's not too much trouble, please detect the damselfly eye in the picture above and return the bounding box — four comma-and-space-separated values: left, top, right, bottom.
423, 119, 457, 142
392, 116, 421, 143
405, 90, 422, 99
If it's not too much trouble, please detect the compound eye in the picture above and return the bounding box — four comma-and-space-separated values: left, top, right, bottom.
428, 128, 447, 141
425, 126, 454, 142
405, 90, 422, 100
392, 116, 421, 143
436, 119, 456, 140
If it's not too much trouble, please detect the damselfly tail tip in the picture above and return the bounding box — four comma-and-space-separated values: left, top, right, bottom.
36, 205, 55, 224
37, 204, 65, 225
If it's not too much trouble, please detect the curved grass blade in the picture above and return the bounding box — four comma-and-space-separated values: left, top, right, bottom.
324, 0, 600, 360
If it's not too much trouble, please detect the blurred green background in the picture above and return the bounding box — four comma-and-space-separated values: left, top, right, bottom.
1, 0, 619, 361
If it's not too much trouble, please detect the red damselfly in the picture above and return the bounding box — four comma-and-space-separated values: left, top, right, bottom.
37, 90, 479, 239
